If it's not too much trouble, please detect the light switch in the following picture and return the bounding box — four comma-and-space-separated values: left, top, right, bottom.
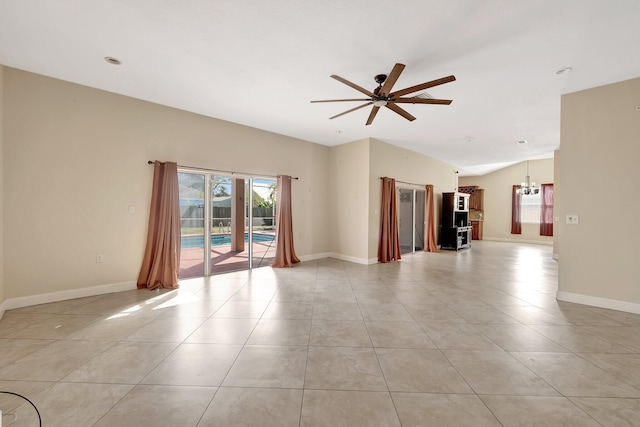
566, 215, 579, 225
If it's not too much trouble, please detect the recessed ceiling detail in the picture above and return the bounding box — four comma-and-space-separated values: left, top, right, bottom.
554, 67, 573, 75
104, 56, 122, 65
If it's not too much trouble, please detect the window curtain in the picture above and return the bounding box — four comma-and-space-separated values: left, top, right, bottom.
511, 185, 522, 235
540, 183, 554, 236
378, 177, 401, 262
272, 175, 300, 268
424, 184, 438, 252
137, 161, 181, 290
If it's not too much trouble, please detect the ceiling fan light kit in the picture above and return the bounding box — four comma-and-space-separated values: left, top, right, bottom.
311, 63, 455, 125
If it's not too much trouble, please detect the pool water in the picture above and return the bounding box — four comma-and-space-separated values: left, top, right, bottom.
181, 233, 274, 249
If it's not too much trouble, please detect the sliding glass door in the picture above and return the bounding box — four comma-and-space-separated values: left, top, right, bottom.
178, 173, 206, 278
414, 190, 425, 251
398, 187, 425, 255
251, 179, 277, 268
179, 170, 276, 278
209, 176, 249, 274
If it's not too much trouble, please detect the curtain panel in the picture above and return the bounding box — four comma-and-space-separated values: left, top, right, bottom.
272, 175, 300, 268
378, 177, 401, 262
540, 183, 554, 236
137, 161, 181, 290
511, 185, 522, 235
424, 185, 438, 252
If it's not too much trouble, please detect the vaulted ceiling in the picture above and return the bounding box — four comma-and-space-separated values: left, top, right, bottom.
1, 0, 639, 175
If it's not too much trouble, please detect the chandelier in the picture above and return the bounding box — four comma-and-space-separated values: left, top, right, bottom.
517, 160, 539, 195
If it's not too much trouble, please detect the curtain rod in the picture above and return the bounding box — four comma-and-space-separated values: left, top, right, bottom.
379, 177, 428, 187
148, 161, 298, 180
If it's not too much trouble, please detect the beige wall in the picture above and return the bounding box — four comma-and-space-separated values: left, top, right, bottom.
0, 65, 4, 307
368, 138, 458, 260
459, 159, 554, 243
328, 139, 370, 260
326, 138, 459, 262
558, 77, 640, 305
3, 68, 330, 299
553, 150, 560, 257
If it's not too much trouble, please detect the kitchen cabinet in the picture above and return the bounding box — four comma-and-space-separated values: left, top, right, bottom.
459, 186, 484, 211
474, 189, 484, 211
441, 192, 471, 250
471, 220, 483, 240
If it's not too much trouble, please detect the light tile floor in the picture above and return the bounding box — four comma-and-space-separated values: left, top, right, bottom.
1, 241, 640, 426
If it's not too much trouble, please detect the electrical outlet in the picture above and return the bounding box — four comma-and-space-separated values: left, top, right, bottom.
128, 205, 135, 214
96, 254, 104, 263
566, 215, 579, 225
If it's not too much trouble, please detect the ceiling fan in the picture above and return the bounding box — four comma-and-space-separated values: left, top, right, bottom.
311, 63, 455, 125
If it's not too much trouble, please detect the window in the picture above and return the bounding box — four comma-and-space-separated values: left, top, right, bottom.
520, 192, 541, 224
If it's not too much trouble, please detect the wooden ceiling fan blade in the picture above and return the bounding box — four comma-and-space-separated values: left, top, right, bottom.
329, 102, 373, 120
331, 75, 375, 97
390, 75, 456, 98
393, 98, 453, 105
385, 103, 416, 121
311, 98, 371, 103
366, 106, 380, 126
380, 63, 405, 95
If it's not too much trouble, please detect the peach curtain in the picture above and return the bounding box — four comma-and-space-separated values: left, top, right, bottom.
137, 161, 181, 290
272, 175, 300, 268
424, 185, 438, 252
378, 177, 401, 263
511, 185, 522, 235
540, 183, 554, 236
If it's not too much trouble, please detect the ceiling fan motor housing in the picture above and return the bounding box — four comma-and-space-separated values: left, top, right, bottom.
374, 74, 387, 85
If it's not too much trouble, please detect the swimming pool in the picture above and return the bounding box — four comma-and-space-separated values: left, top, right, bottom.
181, 233, 275, 249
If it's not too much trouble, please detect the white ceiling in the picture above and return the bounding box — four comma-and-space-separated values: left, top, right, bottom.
1, 1, 639, 176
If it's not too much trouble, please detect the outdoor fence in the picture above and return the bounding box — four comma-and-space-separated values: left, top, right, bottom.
180, 206, 275, 230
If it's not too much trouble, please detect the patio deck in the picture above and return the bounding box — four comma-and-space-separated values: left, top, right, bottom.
179, 237, 276, 277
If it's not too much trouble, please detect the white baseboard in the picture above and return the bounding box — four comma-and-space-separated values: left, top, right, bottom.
556, 290, 640, 315
327, 253, 377, 265
298, 252, 376, 265
483, 237, 553, 246
1, 281, 137, 312
298, 252, 332, 262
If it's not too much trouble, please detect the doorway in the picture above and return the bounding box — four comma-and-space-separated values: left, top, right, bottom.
398, 188, 425, 254
178, 171, 277, 278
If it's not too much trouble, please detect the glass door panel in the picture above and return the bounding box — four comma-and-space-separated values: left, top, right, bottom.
398, 188, 414, 254
414, 190, 426, 252
178, 172, 205, 278
398, 188, 426, 254
251, 179, 277, 268
210, 176, 250, 274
